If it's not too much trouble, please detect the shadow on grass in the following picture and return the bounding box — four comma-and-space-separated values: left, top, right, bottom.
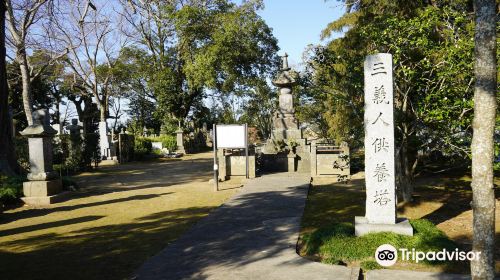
299, 174, 500, 275
0, 215, 105, 236
0, 193, 173, 225
301, 178, 365, 231
0, 206, 216, 280
0, 176, 314, 280
397, 176, 475, 226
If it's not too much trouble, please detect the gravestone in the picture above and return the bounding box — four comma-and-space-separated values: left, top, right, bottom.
355, 53, 413, 236
99, 121, 110, 159
176, 128, 186, 154
20, 109, 65, 205
67, 119, 82, 137
118, 128, 134, 163
66, 118, 83, 159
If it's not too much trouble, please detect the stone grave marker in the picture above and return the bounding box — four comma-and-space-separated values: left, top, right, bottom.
355, 53, 413, 236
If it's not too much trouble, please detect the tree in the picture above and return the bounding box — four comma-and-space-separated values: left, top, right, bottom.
5, 0, 67, 125
0, 0, 19, 175
309, 0, 484, 202
7, 51, 60, 129
113, 47, 159, 132
470, 0, 497, 278
239, 82, 276, 139
52, 0, 125, 123
120, 0, 278, 127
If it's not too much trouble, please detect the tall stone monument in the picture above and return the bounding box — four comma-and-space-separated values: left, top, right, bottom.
271, 53, 302, 141
20, 109, 65, 205
176, 127, 186, 154
258, 53, 312, 173
99, 121, 110, 159
355, 53, 413, 236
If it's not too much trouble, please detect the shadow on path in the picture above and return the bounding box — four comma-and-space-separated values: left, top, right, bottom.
135, 174, 353, 280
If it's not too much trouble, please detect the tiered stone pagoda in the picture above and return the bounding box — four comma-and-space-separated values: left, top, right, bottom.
260, 53, 311, 173
270, 53, 302, 141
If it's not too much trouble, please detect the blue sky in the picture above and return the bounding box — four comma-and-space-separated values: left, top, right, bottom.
257, 0, 345, 67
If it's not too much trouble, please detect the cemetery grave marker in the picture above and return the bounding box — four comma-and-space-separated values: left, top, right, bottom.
354, 53, 413, 236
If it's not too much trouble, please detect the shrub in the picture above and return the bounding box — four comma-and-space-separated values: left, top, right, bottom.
0, 175, 26, 205
135, 137, 153, 159
14, 136, 29, 171
147, 135, 177, 153
53, 133, 100, 174
62, 176, 78, 190
83, 133, 101, 169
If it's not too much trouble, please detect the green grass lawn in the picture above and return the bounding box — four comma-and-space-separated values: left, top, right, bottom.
301, 219, 463, 272
299, 174, 500, 274
0, 153, 241, 280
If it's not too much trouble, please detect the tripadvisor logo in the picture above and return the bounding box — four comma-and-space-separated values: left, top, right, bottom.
375, 244, 398, 267
374, 244, 481, 267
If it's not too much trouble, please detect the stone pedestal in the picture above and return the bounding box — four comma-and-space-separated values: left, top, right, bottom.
354, 216, 413, 236
20, 109, 67, 206
287, 153, 296, 172
271, 113, 303, 141
176, 129, 186, 154
21, 180, 66, 205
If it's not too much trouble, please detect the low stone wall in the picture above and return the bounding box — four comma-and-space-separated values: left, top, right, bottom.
310, 141, 350, 181
217, 149, 256, 181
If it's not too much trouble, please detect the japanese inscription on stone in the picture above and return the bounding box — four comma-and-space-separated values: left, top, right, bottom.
364, 53, 396, 224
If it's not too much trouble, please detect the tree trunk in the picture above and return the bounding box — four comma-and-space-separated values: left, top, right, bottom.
398, 138, 414, 202
0, 0, 19, 175
55, 95, 62, 135
470, 0, 497, 279
100, 101, 106, 122
18, 50, 34, 125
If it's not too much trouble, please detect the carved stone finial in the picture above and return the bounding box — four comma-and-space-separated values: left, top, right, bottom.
281, 53, 290, 71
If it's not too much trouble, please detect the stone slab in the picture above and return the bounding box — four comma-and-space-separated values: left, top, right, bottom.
354, 216, 413, 236
366, 269, 479, 280
364, 53, 396, 224
23, 179, 62, 197
21, 191, 71, 206
227, 155, 256, 178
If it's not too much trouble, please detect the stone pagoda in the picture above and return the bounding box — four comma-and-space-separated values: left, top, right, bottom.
259, 53, 311, 173
270, 53, 302, 141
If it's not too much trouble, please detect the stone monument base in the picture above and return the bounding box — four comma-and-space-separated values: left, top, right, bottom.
22, 179, 68, 206
354, 216, 413, 236
271, 128, 302, 141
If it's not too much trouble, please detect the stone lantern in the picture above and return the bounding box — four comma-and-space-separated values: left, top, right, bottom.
20, 109, 64, 205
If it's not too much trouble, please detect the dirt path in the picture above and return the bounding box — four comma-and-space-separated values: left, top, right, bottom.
0, 152, 241, 280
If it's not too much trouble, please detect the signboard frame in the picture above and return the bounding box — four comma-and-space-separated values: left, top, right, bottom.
213, 124, 249, 191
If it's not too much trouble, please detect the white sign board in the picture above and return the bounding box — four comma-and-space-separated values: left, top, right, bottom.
216, 125, 246, 148
364, 53, 396, 224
